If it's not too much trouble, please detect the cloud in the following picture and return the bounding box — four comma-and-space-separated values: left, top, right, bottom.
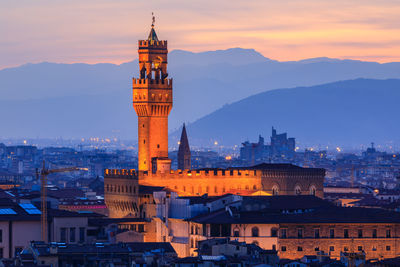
0, 0, 400, 68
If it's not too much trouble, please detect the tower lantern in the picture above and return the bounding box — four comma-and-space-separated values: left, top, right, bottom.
133, 18, 172, 172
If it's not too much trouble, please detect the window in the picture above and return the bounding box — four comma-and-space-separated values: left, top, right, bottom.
297, 228, 303, 238
386, 246, 391, 251
344, 246, 349, 252
70, 228, 76, 243
191, 225, 194, 234
373, 229, 377, 238
315, 247, 319, 251
251, 227, 259, 237
281, 246, 286, 252
314, 229, 320, 238
0, 248, 3, 258
234, 230, 240, 237
271, 228, 278, 237
0, 229, 2, 242
295, 186, 302, 195
386, 229, 391, 238
280, 229, 287, 239
297, 246, 303, 251
358, 229, 363, 238
372, 246, 377, 251
358, 246, 363, 251
272, 244, 276, 251
330, 229, 335, 238
79, 227, 85, 243
344, 229, 349, 238
329, 246, 334, 251
138, 224, 145, 232
60, 228, 67, 242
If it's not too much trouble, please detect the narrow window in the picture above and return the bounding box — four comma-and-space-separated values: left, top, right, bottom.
297, 228, 303, 238
314, 229, 320, 238
330, 229, 335, 238
344, 229, 349, 238
358, 229, 363, 238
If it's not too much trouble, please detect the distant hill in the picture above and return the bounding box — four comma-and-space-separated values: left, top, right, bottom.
178, 79, 400, 147
0, 48, 400, 142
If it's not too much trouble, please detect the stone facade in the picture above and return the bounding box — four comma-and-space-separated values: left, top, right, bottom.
104, 169, 139, 218
278, 223, 400, 260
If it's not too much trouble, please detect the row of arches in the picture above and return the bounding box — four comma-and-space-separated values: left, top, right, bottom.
233, 227, 279, 238
271, 184, 317, 196
173, 184, 260, 194
105, 184, 137, 195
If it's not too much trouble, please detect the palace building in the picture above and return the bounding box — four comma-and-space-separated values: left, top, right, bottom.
104, 21, 325, 219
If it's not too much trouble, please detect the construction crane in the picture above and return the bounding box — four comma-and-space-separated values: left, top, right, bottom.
37, 160, 88, 242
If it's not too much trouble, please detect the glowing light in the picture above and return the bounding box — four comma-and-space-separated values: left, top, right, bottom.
336, 147, 341, 152
23, 140, 27, 145
214, 141, 218, 146
225, 155, 232, 160
177, 141, 181, 145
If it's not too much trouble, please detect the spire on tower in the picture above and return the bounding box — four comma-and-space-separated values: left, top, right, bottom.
178, 123, 191, 170
148, 12, 159, 41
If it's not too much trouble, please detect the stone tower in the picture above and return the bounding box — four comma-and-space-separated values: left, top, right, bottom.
178, 123, 191, 170
133, 19, 172, 172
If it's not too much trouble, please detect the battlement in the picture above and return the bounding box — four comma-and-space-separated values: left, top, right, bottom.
138, 40, 167, 49
140, 169, 260, 178
104, 169, 138, 179
132, 78, 173, 87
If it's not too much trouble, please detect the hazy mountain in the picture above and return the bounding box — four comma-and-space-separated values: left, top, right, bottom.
179, 79, 400, 147
1, 48, 400, 143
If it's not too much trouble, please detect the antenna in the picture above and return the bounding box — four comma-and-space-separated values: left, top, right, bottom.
152, 12, 155, 27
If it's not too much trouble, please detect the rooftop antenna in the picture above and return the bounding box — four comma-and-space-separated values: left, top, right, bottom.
152, 12, 155, 27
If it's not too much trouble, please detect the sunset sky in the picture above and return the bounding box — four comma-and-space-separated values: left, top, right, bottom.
1, 0, 400, 69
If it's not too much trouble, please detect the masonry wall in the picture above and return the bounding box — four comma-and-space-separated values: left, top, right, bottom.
278, 223, 400, 260
104, 169, 139, 218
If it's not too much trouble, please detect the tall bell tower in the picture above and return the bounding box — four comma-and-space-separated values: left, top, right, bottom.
133, 16, 172, 172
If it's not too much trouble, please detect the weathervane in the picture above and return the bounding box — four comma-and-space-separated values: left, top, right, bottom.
151, 12, 155, 28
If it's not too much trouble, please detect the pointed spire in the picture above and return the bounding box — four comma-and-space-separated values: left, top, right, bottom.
178, 123, 191, 170
148, 12, 159, 42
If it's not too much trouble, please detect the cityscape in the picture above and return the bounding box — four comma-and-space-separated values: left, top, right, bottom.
1, 1, 400, 267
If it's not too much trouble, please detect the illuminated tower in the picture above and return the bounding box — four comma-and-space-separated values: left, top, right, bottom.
133, 17, 172, 172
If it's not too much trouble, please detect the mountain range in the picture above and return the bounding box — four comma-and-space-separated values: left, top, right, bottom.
0, 48, 399, 146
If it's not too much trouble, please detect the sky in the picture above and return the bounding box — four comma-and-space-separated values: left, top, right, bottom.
1, 0, 400, 69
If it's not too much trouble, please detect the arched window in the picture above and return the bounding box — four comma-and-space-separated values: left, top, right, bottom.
252, 227, 259, 237
310, 185, 316, 196
295, 185, 302, 195
271, 228, 278, 237
214, 186, 218, 193
190, 238, 194, 248
253, 185, 257, 190
272, 185, 279, 196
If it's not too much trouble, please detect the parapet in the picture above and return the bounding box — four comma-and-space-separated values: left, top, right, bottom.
132, 78, 173, 87
138, 40, 167, 49
140, 168, 260, 179
104, 169, 138, 179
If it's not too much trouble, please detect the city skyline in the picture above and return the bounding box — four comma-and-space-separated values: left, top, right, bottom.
1, 0, 400, 69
